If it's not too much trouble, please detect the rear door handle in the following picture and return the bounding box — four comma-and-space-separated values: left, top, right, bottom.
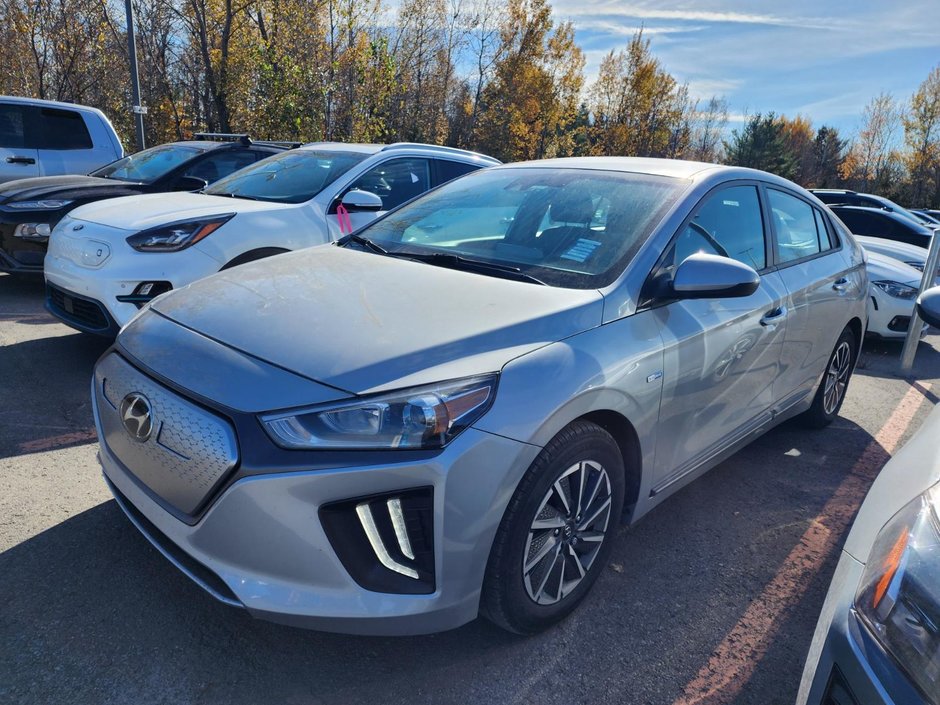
760, 306, 788, 327
6, 156, 35, 165
832, 277, 849, 292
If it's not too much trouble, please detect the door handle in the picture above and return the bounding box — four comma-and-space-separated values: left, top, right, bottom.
760, 306, 788, 327
832, 277, 849, 292
6, 156, 35, 165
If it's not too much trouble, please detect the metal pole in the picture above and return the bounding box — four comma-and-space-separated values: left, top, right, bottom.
899, 230, 940, 372
125, 0, 146, 151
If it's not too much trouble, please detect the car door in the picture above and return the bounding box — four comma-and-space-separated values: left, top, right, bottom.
768, 187, 858, 405
34, 106, 99, 176
648, 183, 789, 494
0, 103, 39, 182
327, 157, 432, 236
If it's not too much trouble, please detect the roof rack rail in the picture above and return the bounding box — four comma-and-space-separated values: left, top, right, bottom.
193, 132, 251, 145
380, 142, 501, 163
252, 140, 303, 149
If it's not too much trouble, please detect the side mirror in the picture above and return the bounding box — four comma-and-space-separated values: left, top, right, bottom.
916, 286, 940, 327
672, 252, 760, 299
341, 189, 383, 212
174, 175, 209, 192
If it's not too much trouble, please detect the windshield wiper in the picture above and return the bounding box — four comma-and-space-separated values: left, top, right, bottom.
397, 252, 546, 285
212, 192, 262, 201
338, 233, 390, 255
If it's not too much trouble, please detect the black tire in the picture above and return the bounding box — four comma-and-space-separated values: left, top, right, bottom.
220, 247, 290, 270
481, 420, 625, 634
801, 326, 857, 429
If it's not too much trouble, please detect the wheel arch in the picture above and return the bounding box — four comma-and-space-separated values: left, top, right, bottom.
220, 247, 291, 270
576, 410, 643, 517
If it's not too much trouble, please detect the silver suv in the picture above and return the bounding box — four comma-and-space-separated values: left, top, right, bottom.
95, 158, 868, 634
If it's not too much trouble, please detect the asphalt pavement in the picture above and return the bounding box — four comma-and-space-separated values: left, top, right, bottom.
2, 271, 939, 705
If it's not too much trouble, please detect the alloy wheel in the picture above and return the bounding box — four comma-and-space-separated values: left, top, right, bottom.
823, 341, 852, 415
522, 460, 612, 605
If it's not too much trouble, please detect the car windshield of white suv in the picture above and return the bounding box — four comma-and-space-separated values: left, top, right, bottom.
205, 150, 368, 204
353, 168, 686, 288
92, 145, 203, 183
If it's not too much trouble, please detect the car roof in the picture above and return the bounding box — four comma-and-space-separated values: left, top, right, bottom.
296, 141, 500, 163
169, 140, 281, 151
0, 94, 109, 119
830, 204, 932, 228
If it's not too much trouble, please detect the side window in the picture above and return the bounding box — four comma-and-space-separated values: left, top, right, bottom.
346, 158, 431, 211
833, 209, 870, 236
183, 150, 259, 183
813, 209, 835, 251
0, 104, 27, 148
37, 108, 93, 150
434, 159, 480, 186
768, 189, 828, 263
670, 185, 766, 270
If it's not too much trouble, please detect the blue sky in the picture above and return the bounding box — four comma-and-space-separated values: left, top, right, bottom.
551, 0, 940, 136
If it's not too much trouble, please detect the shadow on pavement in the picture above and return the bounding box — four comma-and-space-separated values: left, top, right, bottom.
0, 414, 883, 705
0, 329, 110, 458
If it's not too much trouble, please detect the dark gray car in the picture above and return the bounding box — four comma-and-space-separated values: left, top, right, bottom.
94, 157, 869, 634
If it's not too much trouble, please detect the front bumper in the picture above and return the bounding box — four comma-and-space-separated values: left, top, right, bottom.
94, 356, 540, 635
44, 227, 223, 329
0, 211, 62, 272
866, 287, 926, 339
797, 551, 929, 705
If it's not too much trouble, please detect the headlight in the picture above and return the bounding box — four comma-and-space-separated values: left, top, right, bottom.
855, 483, 940, 703
261, 375, 498, 450
126, 214, 234, 252
13, 222, 52, 240
7, 199, 73, 210
873, 280, 919, 300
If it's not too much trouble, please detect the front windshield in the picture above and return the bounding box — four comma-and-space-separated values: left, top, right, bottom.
358, 167, 686, 288
205, 150, 368, 203
92, 145, 203, 183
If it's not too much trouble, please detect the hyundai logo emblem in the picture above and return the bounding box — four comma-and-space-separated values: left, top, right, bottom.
72, 223, 84, 231
120, 393, 153, 443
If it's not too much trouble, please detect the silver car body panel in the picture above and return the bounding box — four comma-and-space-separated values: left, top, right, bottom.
99, 157, 869, 633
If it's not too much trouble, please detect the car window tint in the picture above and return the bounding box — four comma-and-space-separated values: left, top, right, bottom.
769, 189, 825, 263
671, 185, 766, 270
183, 150, 258, 183
37, 108, 93, 150
347, 158, 431, 210
834, 209, 874, 236
434, 159, 481, 186
0, 104, 27, 148
813, 208, 834, 251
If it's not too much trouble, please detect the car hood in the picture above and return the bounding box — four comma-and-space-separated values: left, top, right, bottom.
0, 175, 144, 205
865, 251, 921, 286
146, 245, 605, 395
856, 236, 928, 265
68, 192, 289, 231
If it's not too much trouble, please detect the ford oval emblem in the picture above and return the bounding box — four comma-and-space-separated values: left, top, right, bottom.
72, 223, 84, 231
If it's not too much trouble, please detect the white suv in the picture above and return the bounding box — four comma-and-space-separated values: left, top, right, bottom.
44, 142, 498, 335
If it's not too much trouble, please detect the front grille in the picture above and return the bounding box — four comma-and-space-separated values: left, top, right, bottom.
46, 283, 110, 331
95, 353, 239, 517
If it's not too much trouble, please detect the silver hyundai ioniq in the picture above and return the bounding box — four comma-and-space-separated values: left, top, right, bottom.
93, 157, 868, 635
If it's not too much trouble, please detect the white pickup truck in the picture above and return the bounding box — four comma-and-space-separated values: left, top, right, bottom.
0, 96, 123, 183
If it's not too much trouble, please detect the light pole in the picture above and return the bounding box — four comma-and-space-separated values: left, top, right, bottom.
125, 0, 146, 151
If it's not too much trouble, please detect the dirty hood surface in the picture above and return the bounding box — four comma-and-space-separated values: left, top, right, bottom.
148, 244, 605, 395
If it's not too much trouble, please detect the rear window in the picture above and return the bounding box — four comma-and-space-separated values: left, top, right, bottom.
37, 108, 93, 150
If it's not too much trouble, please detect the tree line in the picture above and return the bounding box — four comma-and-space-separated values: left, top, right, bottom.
2, 0, 939, 206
